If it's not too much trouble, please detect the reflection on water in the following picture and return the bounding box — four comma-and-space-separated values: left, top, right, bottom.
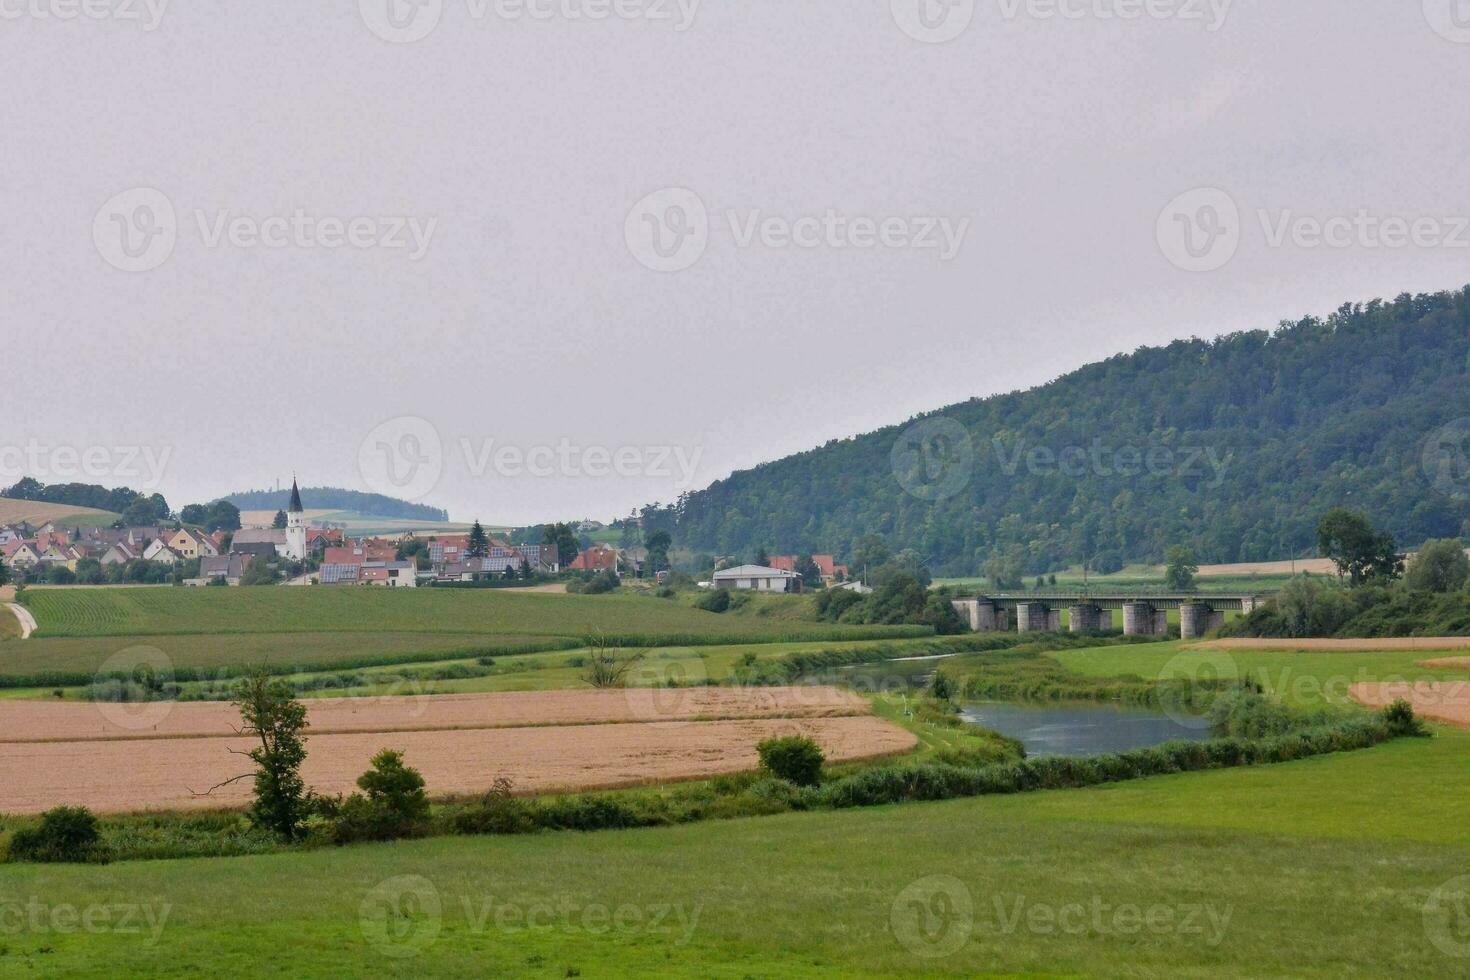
959, 701, 1211, 758
836, 658, 1210, 757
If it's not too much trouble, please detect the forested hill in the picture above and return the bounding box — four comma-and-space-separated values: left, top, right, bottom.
222, 488, 448, 522
663, 288, 1470, 575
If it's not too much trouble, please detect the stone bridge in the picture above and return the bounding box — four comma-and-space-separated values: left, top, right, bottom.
949, 593, 1266, 640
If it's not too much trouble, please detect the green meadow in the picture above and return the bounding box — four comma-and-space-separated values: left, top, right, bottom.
2, 639, 1468, 975
18, 587, 917, 643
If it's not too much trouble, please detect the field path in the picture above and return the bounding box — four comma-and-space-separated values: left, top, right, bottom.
3, 603, 35, 639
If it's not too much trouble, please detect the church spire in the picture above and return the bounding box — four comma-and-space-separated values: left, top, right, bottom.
288, 477, 304, 514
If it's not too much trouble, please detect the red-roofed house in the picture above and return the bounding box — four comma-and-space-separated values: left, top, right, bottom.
767, 555, 850, 585
568, 546, 618, 574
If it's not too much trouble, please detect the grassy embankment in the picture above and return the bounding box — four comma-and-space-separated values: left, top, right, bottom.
1, 640, 1465, 977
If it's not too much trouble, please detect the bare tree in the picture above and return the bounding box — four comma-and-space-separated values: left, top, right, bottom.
582, 631, 645, 688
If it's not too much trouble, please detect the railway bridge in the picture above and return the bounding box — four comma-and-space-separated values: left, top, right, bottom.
949, 593, 1266, 640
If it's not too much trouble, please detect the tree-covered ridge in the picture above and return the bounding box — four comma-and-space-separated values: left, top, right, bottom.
222, 488, 448, 522
663, 288, 1470, 575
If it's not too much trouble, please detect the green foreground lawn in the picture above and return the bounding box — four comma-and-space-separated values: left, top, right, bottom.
8, 640, 1470, 976
8, 730, 1470, 978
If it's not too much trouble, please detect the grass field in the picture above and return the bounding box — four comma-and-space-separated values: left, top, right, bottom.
7, 727, 1469, 977
0, 632, 572, 684
0, 497, 119, 528
6, 630, 1470, 975
19, 587, 921, 644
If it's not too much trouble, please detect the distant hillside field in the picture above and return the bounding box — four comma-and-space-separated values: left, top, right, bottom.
223, 487, 449, 522
663, 287, 1470, 573
0, 498, 119, 528
20, 587, 927, 645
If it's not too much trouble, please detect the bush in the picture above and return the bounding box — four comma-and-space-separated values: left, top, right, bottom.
330, 749, 430, 844
1382, 698, 1428, 737
581, 571, 620, 595
9, 806, 111, 864
756, 735, 825, 787
694, 589, 731, 613
452, 778, 535, 836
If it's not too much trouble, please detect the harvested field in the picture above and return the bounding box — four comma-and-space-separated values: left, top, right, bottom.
0, 497, 118, 527
1417, 656, 1470, 669
0, 687, 913, 814
1350, 681, 1470, 729
0, 687, 869, 743
1194, 637, 1470, 652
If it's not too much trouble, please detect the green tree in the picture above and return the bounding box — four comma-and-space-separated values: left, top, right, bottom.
545, 523, 579, 569
272, 510, 288, 530
1405, 538, 1470, 593
645, 529, 672, 574
226, 670, 312, 841
794, 555, 822, 588
467, 520, 489, 559
0, 555, 8, 587
240, 555, 279, 586
754, 547, 770, 567
1164, 546, 1199, 591
1317, 509, 1404, 585
330, 749, 430, 843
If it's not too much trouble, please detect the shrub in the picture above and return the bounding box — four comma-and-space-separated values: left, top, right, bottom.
756, 735, 825, 787
534, 795, 641, 832
330, 749, 430, 844
694, 589, 731, 613
452, 778, 535, 836
9, 806, 111, 864
1382, 698, 1428, 737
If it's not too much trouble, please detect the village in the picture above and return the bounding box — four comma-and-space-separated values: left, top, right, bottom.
0, 481, 864, 593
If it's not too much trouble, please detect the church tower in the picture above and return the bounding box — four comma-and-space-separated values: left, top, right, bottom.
285, 478, 307, 561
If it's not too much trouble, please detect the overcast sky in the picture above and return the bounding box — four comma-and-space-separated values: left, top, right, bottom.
5, 1, 1470, 524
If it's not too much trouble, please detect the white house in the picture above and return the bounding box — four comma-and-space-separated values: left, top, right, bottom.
710, 564, 803, 593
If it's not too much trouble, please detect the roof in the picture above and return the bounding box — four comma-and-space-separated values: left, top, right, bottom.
288, 479, 304, 514
712, 564, 799, 579
233, 529, 287, 546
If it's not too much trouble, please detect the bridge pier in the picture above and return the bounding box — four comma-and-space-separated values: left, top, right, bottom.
1180, 602, 1226, 640
1068, 603, 1102, 633
1016, 602, 1049, 633
951, 600, 1002, 632
1123, 602, 1168, 637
